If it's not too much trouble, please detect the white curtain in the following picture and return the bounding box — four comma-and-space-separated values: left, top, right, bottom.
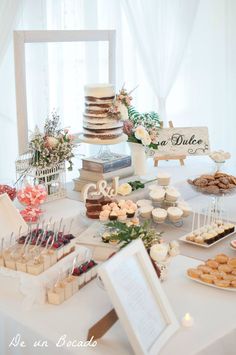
123, 0, 199, 123
1, 0, 236, 180
0, 0, 23, 65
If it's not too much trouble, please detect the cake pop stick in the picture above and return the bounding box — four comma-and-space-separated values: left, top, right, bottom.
67, 218, 74, 234
197, 210, 200, 234
191, 211, 195, 233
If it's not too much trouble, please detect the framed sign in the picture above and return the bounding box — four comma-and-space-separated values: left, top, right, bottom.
98, 239, 179, 355
154, 127, 209, 156
13, 30, 116, 154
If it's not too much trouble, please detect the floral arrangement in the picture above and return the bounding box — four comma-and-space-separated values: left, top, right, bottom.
109, 86, 133, 121
102, 220, 163, 249
29, 112, 74, 170
123, 107, 161, 149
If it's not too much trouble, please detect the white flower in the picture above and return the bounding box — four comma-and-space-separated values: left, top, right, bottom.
118, 183, 132, 196
150, 243, 168, 262
117, 102, 129, 121
169, 240, 179, 248
141, 132, 151, 146
135, 126, 147, 140
46, 136, 59, 148
169, 247, 179, 257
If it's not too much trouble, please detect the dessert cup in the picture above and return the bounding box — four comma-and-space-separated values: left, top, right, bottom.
157, 172, 171, 186
165, 188, 180, 202
152, 208, 167, 223
27, 259, 44, 275
48, 287, 65, 305
149, 189, 165, 203
66, 275, 78, 295
139, 206, 153, 219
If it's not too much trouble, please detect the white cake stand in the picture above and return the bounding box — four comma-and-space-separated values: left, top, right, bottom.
77, 133, 128, 161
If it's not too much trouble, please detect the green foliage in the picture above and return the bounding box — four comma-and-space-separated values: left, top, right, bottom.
127, 180, 145, 191
104, 220, 162, 249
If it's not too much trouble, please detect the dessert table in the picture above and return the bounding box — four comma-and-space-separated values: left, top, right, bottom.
1, 158, 236, 355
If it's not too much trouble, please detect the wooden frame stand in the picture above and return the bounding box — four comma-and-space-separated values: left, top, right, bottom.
154, 121, 186, 166
87, 308, 118, 340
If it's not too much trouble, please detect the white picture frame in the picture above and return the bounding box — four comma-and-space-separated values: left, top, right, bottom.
13, 29, 116, 154
98, 239, 179, 355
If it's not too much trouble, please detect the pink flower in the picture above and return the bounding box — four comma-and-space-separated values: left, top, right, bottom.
123, 120, 134, 136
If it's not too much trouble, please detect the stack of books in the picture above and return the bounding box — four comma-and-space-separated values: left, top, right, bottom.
73, 154, 133, 192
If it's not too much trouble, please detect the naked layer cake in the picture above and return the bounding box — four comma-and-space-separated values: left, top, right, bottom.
83, 84, 123, 140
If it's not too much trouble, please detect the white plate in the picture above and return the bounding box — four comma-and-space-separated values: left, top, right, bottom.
230, 244, 236, 251
187, 275, 236, 292
179, 229, 235, 248
0, 193, 28, 239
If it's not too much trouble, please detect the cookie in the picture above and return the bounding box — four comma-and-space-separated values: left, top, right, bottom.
206, 260, 219, 269
200, 274, 216, 284
187, 268, 202, 279
214, 279, 230, 288
218, 264, 233, 273
215, 254, 228, 264
231, 280, 236, 288
228, 258, 236, 268
197, 265, 212, 274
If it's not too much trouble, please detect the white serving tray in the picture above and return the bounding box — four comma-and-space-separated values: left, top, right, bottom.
179, 229, 235, 248
0, 193, 28, 238
187, 275, 236, 292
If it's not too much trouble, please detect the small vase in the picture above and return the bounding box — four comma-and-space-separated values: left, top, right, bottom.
128, 142, 147, 176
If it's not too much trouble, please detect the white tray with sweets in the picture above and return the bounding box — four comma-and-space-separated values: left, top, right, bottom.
179, 228, 235, 248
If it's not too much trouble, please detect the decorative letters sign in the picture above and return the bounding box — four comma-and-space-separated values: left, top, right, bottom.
82, 177, 119, 201
154, 127, 209, 156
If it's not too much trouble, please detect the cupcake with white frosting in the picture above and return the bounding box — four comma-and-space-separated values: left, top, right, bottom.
152, 208, 167, 223
157, 172, 171, 186
136, 199, 153, 208
139, 205, 153, 219
167, 206, 183, 222
149, 188, 165, 203
165, 188, 180, 202
177, 201, 192, 217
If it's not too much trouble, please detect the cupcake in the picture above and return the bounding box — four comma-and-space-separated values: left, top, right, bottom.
99, 210, 110, 222
177, 202, 192, 217
110, 202, 118, 209
139, 205, 153, 219
149, 189, 165, 203
102, 204, 111, 211
130, 217, 140, 226
152, 208, 167, 223
118, 200, 126, 208
148, 184, 162, 191
167, 207, 183, 222
165, 188, 180, 202
126, 208, 135, 218
117, 210, 127, 222
204, 233, 215, 245
157, 172, 171, 186
109, 211, 118, 221
136, 199, 153, 208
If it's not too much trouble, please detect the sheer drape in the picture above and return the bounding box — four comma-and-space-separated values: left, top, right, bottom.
0, 0, 23, 65
123, 0, 199, 123
1, 0, 236, 180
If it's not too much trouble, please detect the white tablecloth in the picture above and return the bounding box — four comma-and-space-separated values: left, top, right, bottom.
1, 159, 236, 354
0, 255, 235, 355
